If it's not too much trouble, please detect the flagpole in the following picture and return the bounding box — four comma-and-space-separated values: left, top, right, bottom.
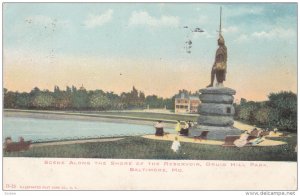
219, 6, 222, 36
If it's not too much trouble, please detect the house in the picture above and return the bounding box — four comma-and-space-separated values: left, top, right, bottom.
189, 96, 201, 113
175, 93, 201, 114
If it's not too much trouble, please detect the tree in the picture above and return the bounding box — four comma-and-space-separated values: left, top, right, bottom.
129, 86, 139, 107
66, 86, 72, 93
30, 87, 41, 96
15, 93, 31, 109
4, 90, 16, 108
32, 93, 54, 109
254, 107, 271, 125
235, 91, 297, 132
71, 87, 89, 110
163, 97, 175, 110
89, 93, 110, 110
54, 85, 60, 93
268, 91, 297, 114
145, 95, 164, 108
131, 86, 138, 99
71, 85, 77, 93
267, 91, 297, 131
106, 91, 122, 109
139, 91, 146, 103
240, 98, 247, 105
119, 86, 144, 109
238, 101, 259, 124
54, 92, 72, 109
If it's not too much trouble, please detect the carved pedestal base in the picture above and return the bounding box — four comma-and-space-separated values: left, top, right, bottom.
190, 87, 242, 140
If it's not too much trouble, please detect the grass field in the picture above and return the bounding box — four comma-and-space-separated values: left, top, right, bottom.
5, 109, 198, 123
77, 111, 199, 122
4, 134, 297, 161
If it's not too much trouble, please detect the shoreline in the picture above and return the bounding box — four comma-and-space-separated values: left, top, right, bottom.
30, 137, 125, 147
4, 109, 178, 128
4, 109, 259, 131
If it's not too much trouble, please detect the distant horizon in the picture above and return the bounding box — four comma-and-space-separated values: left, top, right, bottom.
3, 3, 297, 102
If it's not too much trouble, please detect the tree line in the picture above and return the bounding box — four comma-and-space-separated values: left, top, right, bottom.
234, 91, 297, 132
4, 86, 296, 132
4, 86, 198, 111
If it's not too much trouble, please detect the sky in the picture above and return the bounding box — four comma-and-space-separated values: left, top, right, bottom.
3, 3, 298, 101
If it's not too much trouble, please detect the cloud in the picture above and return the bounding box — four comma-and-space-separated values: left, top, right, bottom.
84, 9, 113, 28
192, 26, 238, 40
129, 11, 180, 27
227, 6, 264, 17
192, 31, 214, 40
235, 34, 249, 43
223, 26, 238, 33
235, 27, 296, 43
252, 27, 296, 39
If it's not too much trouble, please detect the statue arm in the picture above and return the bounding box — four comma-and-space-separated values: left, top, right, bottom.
212, 50, 219, 69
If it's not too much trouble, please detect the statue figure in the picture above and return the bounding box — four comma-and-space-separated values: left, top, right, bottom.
207, 7, 227, 88
206, 35, 227, 87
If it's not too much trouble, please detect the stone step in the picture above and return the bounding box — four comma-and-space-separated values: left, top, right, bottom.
200, 87, 236, 95
199, 94, 234, 104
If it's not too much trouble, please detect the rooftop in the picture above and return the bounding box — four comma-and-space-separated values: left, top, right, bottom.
175, 93, 200, 100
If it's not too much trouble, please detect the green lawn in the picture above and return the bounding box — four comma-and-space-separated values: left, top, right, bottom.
5, 109, 198, 123
71, 111, 198, 122
4, 134, 297, 161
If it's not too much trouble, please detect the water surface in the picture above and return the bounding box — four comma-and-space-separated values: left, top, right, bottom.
3, 117, 174, 142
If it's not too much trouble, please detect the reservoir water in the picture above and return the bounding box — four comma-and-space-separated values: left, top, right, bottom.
3, 117, 174, 142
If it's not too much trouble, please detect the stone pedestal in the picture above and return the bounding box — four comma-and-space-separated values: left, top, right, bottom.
190, 87, 242, 140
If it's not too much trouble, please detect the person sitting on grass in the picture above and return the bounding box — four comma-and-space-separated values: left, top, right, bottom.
154, 120, 164, 136
251, 127, 258, 133
265, 128, 270, 132
180, 121, 189, 136
257, 129, 263, 137
261, 128, 269, 133
171, 136, 181, 153
175, 120, 181, 135
250, 136, 265, 146
269, 128, 282, 137
188, 120, 194, 128
233, 130, 250, 148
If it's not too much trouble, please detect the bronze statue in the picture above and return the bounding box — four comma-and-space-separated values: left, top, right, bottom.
206, 35, 227, 87
207, 7, 227, 88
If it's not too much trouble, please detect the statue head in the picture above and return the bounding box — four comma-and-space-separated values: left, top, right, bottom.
218, 35, 225, 46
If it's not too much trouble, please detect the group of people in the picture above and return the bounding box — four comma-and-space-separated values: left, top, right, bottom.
153, 120, 195, 153
154, 120, 195, 137
233, 127, 280, 148
247, 127, 281, 137
175, 120, 194, 136
233, 130, 263, 148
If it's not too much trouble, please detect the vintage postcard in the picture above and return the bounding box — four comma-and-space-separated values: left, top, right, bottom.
2, 2, 297, 191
